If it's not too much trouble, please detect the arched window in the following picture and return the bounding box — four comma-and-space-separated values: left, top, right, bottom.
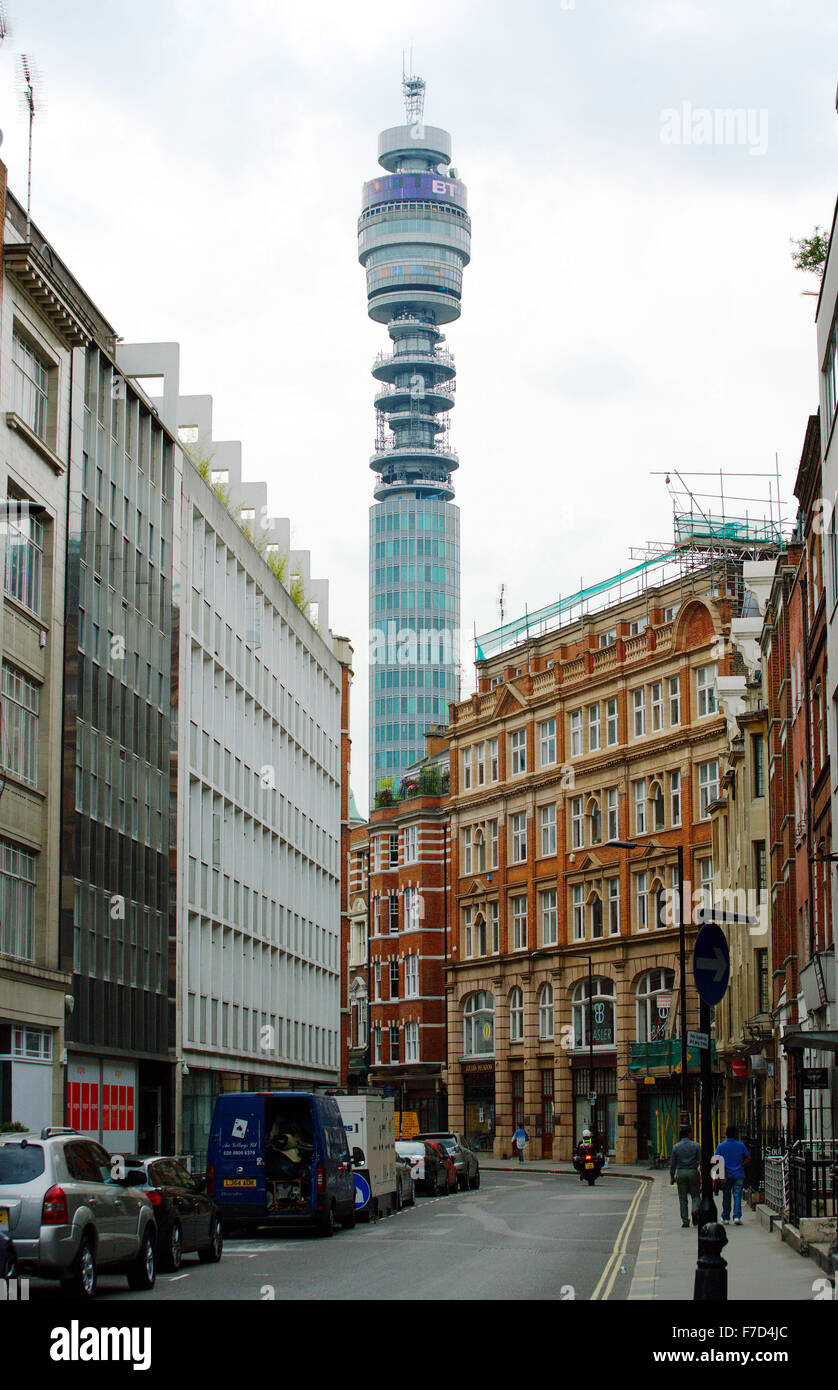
587, 796, 602, 846
636, 968, 676, 1042
650, 876, 667, 930
510, 986, 524, 1044
538, 982, 554, 1039
651, 780, 666, 832
463, 991, 494, 1056
588, 887, 603, 939
571, 977, 616, 1049
474, 912, 487, 957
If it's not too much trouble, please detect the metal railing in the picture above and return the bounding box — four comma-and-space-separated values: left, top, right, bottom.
788, 1139, 838, 1227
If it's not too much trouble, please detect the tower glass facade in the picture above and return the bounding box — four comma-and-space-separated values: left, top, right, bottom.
360, 80, 469, 800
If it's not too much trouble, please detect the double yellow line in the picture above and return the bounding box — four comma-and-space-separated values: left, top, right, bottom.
590, 1180, 647, 1301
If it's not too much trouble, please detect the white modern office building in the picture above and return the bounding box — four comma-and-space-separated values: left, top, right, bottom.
116, 344, 346, 1164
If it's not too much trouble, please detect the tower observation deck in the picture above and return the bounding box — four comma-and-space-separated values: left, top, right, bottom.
362, 76, 470, 799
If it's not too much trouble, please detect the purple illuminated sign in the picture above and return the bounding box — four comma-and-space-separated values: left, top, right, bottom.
362, 172, 467, 212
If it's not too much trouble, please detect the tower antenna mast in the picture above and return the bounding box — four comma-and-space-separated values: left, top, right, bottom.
17, 54, 40, 242
402, 56, 425, 125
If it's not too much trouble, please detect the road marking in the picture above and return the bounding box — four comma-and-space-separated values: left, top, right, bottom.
167, 1273, 190, 1281
590, 1182, 646, 1301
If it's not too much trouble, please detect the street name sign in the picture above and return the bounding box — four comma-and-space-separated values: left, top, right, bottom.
687, 1030, 709, 1050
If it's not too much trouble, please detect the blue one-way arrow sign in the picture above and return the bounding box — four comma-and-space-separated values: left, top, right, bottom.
693, 922, 730, 1006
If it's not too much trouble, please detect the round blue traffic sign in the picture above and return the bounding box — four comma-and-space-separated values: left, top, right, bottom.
353, 1173, 371, 1210
693, 922, 730, 1006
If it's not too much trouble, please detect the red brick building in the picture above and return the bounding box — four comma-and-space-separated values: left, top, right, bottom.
348, 731, 450, 1132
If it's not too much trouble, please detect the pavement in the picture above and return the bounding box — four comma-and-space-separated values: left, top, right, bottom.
480, 1157, 829, 1300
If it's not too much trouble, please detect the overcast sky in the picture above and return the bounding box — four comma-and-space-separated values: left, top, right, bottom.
1, 0, 835, 814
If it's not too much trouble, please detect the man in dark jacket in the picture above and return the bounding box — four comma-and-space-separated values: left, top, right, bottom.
669, 1124, 702, 1227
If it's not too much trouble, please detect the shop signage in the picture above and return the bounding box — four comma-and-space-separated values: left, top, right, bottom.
801, 1067, 829, 1089
687, 1030, 709, 1051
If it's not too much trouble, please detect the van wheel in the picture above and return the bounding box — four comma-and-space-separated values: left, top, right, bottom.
126, 1229, 156, 1291
319, 1202, 337, 1237
473, 1169, 480, 1190
339, 1205, 356, 1230
63, 1233, 97, 1300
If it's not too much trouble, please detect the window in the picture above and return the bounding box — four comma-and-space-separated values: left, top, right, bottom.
570, 795, 584, 849
540, 888, 558, 946
754, 841, 767, 906
633, 688, 646, 736
463, 747, 472, 790
606, 787, 619, 842
389, 894, 400, 933
489, 818, 499, 867
489, 737, 499, 781
404, 887, 420, 932
635, 870, 648, 930
389, 959, 399, 999
652, 781, 665, 832
2, 665, 39, 786
756, 949, 770, 1013
607, 878, 620, 935
389, 1026, 400, 1064
490, 901, 499, 954
539, 982, 554, 1039
572, 977, 616, 1048
372, 1027, 382, 1064
669, 769, 681, 827
388, 833, 399, 867
510, 987, 524, 1043
698, 759, 719, 819
463, 991, 494, 1056
476, 742, 486, 786
570, 710, 582, 758
629, 619, 645, 636
474, 827, 487, 873
511, 811, 527, 863
511, 894, 528, 950
540, 804, 557, 856
669, 675, 681, 726
11, 1025, 52, 1061
12, 331, 50, 441
651, 682, 663, 731
600, 628, 616, 647
510, 729, 527, 774
0, 838, 37, 962
634, 778, 647, 835
572, 883, 584, 941
540, 718, 556, 766
752, 735, 765, 797
4, 502, 44, 615
606, 697, 618, 746
588, 704, 601, 752
589, 798, 602, 845
475, 912, 487, 956
462, 826, 473, 874
696, 664, 717, 718
404, 824, 418, 863
463, 905, 473, 957
405, 1021, 419, 1063
636, 968, 676, 1042
697, 858, 714, 917
589, 891, 603, 938
373, 963, 381, 1001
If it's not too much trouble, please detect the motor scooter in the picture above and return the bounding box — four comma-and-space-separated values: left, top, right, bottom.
572, 1143, 605, 1186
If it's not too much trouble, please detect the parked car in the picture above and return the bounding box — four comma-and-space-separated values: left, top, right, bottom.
425, 1140, 457, 1194
206, 1091, 355, 1235
416, 1132, 481, 1191
394, 1154, 416, 1209
0, 1127, 157, 1299
122, 1156, 222, 1271
395, 1139, 448, 1196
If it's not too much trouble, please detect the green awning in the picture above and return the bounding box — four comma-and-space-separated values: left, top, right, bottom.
629, 1040, 717, 1072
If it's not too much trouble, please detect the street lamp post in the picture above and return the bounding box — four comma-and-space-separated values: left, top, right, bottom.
588, 955, 596, 1142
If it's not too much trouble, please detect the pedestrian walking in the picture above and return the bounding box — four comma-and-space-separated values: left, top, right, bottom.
512, 1123, 529, 1163
669, 1123, 702, 1228
714, 1125, 751, 1225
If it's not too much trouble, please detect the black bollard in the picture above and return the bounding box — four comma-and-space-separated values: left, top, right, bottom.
694, 1217, 728, 1300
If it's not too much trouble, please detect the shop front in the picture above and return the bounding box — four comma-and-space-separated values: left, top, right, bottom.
462, 1062, 495, 1154
571, 1058, 617, 1154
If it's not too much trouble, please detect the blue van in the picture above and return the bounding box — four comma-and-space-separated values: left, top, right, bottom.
206, 1092, 356, 1235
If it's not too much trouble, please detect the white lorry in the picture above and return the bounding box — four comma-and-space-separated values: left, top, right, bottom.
334, 1093, 397, 1222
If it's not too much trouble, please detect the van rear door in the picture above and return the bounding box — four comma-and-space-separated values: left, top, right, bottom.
214, 1104, 264, 1205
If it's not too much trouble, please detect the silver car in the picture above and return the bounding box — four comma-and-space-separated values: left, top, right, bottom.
0, 1127, 157, 1298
